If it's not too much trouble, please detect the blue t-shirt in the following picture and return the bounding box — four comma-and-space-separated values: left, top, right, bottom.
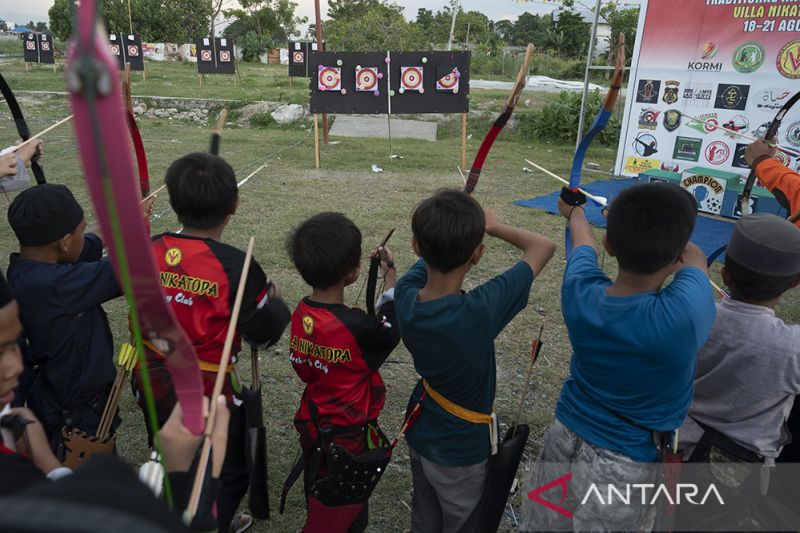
395, 259, 534, 467
555, 246, 716, 461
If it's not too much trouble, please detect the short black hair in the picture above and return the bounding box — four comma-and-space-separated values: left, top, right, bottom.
724, 255, 797, 301
606, 183, 697, 274
165, 152, 238, 230
412, 189, 485, 273
288, 212, 361, 289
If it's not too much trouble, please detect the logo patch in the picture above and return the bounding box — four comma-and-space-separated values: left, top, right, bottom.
663, 109, 682, 132
732, 42, 765, 73
721, 115, 750, 139
662, 80, 680, 104
624, 156, 660, 174
661, 161, 680, 172
786, 121, 800, 147
636, 79, 660, 103
715, 84, 750, 110
165, 247, 182, 267
632, 133, 658, 157
302, 315, 314, 335
777, 39, 800, 79
687, 113, 719, 135
688, 42, 722, 71
755, 88, 793, 110
673, 136, 703, 162
705, 141, 731, 165
682, 84, 714, 107
638, 108, 660, 130
732, 143, 750, 169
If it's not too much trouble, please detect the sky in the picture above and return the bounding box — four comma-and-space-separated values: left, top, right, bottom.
1, 0, 596, 28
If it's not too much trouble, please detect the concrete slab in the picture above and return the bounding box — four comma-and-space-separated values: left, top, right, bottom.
329, 115, 438, 141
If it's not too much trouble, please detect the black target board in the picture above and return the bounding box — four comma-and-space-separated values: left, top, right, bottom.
109, 34, 144, 71
37, 33, 54, 64
289, 41, 320, 77
196, 37, 236, 75
309, 51, 470, 114
22, 33, 39, 62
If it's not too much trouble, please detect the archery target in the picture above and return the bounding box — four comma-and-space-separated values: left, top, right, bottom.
110, 44, 120, 56
436, 68, 459, 93
293, 51, 304, 64
41, 41, 50, 51
200, 49, 212, 62
400, 66, 423, 92
26, 41, 36, 50
318, 67, 341, 92
127, 45, 139, 57
355, 67, 378, 92
219, 50, 231, 62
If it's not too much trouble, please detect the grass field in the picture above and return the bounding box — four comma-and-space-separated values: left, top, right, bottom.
1, 57, 798, 532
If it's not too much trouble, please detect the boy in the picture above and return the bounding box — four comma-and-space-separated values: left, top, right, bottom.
679, 214, 800, 461
286, 212, 401, 533
745, 138, 800, 224
520, 183, 716, 532
131, 152, 290, 533
7, 184, 122, 449
395, 189, 555, 532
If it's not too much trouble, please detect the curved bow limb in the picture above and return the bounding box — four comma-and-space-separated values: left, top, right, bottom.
464, 43, 534, 195
123, 63, 150, 197
0, 73, 46, 184
566, 32, 626, 257
66, 0, 204, 438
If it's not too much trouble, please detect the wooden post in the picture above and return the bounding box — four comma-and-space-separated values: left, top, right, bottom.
314, 0, 328, 145
314, 113, 320, 169
234, 59, 243, 86
461, 113, 467, 170
25, 62, 31, 72
387, 114, 393, 159
289, 76, 293, 89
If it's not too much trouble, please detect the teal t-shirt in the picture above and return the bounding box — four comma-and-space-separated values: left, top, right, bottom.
395, 259, 534, 467
555, 245, 716, 461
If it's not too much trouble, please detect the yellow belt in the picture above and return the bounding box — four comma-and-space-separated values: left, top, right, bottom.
422, 379, 498, 454
143, 340, 234, 373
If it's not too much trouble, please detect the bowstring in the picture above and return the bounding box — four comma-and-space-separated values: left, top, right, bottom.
73, 1, 173, 507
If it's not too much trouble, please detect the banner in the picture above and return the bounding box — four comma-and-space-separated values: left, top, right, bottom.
616, 1, 800, 178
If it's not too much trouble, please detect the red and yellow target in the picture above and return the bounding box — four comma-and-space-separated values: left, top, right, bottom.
400, 66, 424, 93
41, 41, 50, 51
26, 41, 36, 50
355, 67, 379, 92
219, 50, 231, 62
436, 68, 460, 93
318, 66, 342, 92
127, 45, 139, 57
109, 44, 120, 56
200, 49, 213, 62
293, 51, 304, 64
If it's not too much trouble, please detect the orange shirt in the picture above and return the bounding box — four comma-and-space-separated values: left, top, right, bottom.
755, 158, 800, 225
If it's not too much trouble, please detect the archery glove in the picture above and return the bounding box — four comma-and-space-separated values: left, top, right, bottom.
560, 187, 587, 207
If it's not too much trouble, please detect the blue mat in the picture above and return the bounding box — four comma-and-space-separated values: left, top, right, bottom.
514, 178, 734, 262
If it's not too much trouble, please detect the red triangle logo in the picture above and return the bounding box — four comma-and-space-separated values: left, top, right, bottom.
527, 472, 573, 518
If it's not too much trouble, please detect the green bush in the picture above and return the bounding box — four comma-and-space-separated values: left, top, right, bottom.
250, 112, 276, 128
517, 90, 621, 147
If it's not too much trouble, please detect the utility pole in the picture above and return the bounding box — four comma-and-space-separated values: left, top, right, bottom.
447, 0, 460, 51
314, 0, 328, 144
575, 0, 602, 151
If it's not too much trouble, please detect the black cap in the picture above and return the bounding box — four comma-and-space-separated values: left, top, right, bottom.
8, 184, 84, 246
727, 214, 800, 276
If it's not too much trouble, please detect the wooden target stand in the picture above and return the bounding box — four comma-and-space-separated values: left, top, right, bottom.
313, 111, 468, 171
199, 58, 243, 87
25, 61, 59, 74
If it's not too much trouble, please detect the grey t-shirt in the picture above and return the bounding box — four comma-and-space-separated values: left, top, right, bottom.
0, 156, 31, 192
680, 298, 800, 459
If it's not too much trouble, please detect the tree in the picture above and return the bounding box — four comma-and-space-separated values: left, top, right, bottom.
0, 20, 8, 32
327, 0, 383, 20
326, 3, 424, 51
224, 0, 305, 60
552, 8, 589, 57
415, 8, 435, 33
35, 22, 48, 32
453, 10, 489, 46
601, 3, 639, 61
49, 0, 213, 42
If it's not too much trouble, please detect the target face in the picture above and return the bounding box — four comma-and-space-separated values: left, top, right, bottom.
436, 68, 459, 92
127, 45, 139, 57
41, 42, 50, 51
293, 51, 304, 63
110, 44, 120, 56
219, 50, 231, 62
318, 67, 342, 92
400, 66, 423, 91
355, 67, 378, 92
200, 49, 212, 62
26, 41, 36, 50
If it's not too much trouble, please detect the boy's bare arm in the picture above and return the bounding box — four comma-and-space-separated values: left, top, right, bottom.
484, 209, 556, 276
557, 197, 597, 252
676, 242, 708, 274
